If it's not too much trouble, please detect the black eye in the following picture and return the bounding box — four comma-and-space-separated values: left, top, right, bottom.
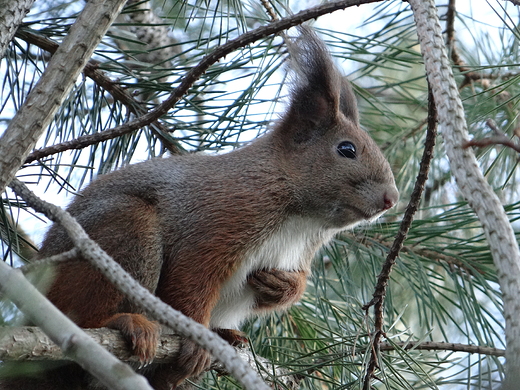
337, 141, 356, 158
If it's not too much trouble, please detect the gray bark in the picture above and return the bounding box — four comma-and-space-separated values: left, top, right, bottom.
0, 0, 34, 59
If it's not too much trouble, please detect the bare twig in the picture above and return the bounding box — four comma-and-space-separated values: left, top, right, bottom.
380, 341, 505, 357
362, 85, 438, 389
463, 119, 520, 153
260, 0, 279, 21
445, 0, 520, 89
19, 248, 80, 273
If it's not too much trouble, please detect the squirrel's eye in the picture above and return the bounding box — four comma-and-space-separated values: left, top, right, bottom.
337, 141, 356, 159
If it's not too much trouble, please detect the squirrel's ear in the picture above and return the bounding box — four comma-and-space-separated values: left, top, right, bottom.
339, 78, 359, 126
281, 26, 348, 144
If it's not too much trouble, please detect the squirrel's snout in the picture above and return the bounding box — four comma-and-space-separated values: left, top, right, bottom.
383, 187, 399, 211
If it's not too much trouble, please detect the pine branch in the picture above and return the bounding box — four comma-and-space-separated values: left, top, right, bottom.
24, 0, 383, 165
0, 0, 128, 192
0, 264, 152, 389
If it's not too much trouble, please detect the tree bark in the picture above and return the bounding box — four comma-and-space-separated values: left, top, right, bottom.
0, 0, 34, 59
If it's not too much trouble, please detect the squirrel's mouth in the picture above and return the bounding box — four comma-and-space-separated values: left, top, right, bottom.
333, 204, 382, 226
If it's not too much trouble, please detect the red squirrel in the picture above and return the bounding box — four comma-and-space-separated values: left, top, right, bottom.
7, 27, 398, 389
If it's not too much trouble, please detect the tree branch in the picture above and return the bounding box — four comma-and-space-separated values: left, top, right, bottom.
445, 0, 520, 89
0, 0, 34, 59
14, 28, 183, 157
463, 119, 520, 153
0, 263, 153, 390
1, 326, 503, 389
0, 327, 180, 364
380, 341, 505, 357
0, 326, 300, 389
362, 84, 438, 389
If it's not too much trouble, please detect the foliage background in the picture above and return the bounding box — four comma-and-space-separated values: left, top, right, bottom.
1, 0, 519, 388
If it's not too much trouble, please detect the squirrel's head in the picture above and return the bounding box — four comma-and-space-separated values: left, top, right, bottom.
274, 26, 398, 230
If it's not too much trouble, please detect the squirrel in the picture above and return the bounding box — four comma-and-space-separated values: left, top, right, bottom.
5, 27, 398, 389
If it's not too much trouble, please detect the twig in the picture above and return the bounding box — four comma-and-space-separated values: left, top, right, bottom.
19, 248, 80, 273
23, 0, 383, 165
463, 119, 520, 153
445, 0, 520, 89
362, 85, 438, 389
379, 341, 505, 357
260, 0, 279, 21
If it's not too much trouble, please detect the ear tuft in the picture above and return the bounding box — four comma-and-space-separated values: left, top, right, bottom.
280, 26, 358, 143
339, 78, 359, 126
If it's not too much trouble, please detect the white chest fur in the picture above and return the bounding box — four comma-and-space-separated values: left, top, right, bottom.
209, 217, 338, 329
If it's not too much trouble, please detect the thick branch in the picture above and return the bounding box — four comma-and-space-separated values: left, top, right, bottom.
0, 0, 34, 59
0, 326, 300, 389
0, 264, 152, 389
0, 327, 180, 364
0, 0, 128, 193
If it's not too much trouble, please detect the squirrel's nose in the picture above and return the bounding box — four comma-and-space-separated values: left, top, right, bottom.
383, 187, 399, 210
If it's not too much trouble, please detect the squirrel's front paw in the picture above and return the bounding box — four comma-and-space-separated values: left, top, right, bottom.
247, 268, 307, 309
214, 328, 248, 347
